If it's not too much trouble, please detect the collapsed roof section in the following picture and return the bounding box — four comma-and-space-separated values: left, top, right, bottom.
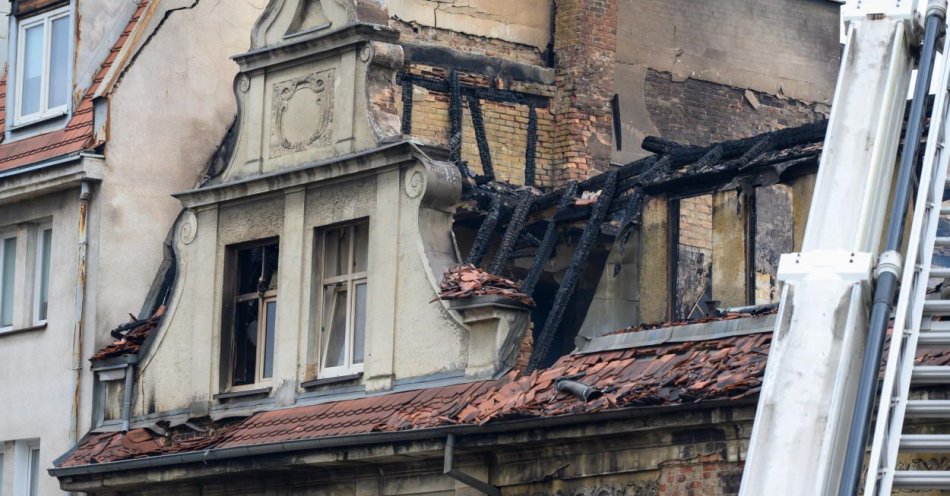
450, 120, 826, 369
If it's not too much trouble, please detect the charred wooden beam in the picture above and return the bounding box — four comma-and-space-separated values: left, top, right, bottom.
522, 182, 578, 296
398, 73, 550, 108
524, 105, 538, 186
449, 70, 463, 166
688, 144, 723, 174
488, 191, 535, 274
401, 79, 414, 135
466, 195, 503, 266
468, 97, 496, 181
527, 171, 617, 373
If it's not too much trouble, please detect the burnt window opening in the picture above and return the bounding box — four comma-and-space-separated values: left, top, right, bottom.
317, 221, 369, 378
229, 240, 279, 388
669, 184, 794, 320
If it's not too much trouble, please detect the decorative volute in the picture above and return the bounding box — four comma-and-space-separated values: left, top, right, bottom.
209, 0, 401, 185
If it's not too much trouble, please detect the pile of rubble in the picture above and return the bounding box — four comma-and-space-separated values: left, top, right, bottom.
434, 264, 535, 307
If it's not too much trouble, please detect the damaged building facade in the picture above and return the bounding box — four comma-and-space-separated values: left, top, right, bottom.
0, 0, 855, 494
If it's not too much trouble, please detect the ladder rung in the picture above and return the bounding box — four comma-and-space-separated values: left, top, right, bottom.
923, 300, 950, 315
893, 471, 950, 489
936, 237, 950, 247
930, 267, 950, 278
905, 400, 950, 418
912, 366, 950, 385
921, 319, 950, 331
918, 331, 950, 346
900, 434, 950, 452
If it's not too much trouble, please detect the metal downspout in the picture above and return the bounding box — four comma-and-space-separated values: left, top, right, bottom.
121, 364, 134, 432
69, 181, 91, 448
838, 4, 947, 495
443, 434, 500, 496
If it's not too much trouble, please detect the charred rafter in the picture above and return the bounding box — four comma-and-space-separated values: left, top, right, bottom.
466, 195, 503, 267
522, 182, 577, 296
527, 171, 617, 373
488, 190, 535, 275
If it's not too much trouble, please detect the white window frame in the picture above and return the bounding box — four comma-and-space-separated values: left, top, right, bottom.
318, 222, 368, 379
0, 232, 17, 333
32, 224, 51, 326
13, 6, 70, 126
11, 440, 40, 496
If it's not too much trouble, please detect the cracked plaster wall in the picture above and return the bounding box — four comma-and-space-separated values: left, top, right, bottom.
388, 0, 552, 52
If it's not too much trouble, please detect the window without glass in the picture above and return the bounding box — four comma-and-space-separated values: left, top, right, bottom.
229, 240, 279, 387
34, 226, 51, 324
319, 221, 368, 377
0, 234, 16, 329
15, 6, 70, 125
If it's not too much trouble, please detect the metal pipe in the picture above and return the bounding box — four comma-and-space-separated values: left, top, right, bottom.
443, 434, 500, 496
121, 364, 135, 432
69, 181, 91, 449
838, 7, 946, 495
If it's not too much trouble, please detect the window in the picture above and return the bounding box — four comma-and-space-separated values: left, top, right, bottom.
11, 440, 40, 496
14, 6, 70, 125
0, 234, 16, 330
318, 222, 368, 377
33, 226, 51, 324
26, 445, 38, 496
229, 240, 279, 387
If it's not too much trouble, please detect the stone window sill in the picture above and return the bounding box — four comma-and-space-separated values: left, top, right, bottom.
214, 387, 272, 401
0, 322, 47, 337
301, 373, 363, 389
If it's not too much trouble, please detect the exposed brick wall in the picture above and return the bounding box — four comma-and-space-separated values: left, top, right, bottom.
678, 195, 712, 251
391, 19, 544, 66
551, 0, 617, 184
399, 64, 559, 186
658, 457, 744, 496
645, 70, 830, 147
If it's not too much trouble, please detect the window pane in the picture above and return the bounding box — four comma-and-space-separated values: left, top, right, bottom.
232, 300, 259, 386
28, 448, 39, 496
37, 228, 51, 321
324, 229, 348, 278
21, 23, 44, 116
2, 237, 17, 327
353, 282, 366, 364
262, 300, 276, 378
323, 286, 347, 368
236, 242, 278, 295
354, 223, 368, 273
48, 15, 69, 109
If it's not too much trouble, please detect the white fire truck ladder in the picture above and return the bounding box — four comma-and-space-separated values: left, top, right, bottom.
863, 12, 950, 494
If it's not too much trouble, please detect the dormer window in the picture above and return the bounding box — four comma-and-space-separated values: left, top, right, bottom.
14, 5, 70, 125
228, 240, 279, 388
318, 221, 368, 377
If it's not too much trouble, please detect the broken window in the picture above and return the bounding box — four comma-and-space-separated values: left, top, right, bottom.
14, 4, 69, 125
229, 240, 279, 387
33, 225, 51, 324
0, 233, 17, 329
673, 194, 714, 319
318, 221, 368, 377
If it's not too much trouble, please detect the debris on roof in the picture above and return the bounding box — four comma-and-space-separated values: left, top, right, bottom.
90, 306, 164, 362
58, 309, 950, 469
609, 305, 779, 336
435, 264, 535, 307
